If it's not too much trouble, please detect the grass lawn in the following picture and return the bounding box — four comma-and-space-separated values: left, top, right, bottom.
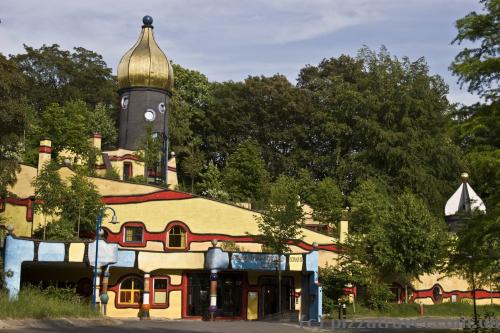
0, 285, 100, 319
326, 302, 500, 319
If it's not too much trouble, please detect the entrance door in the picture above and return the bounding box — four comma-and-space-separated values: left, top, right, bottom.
187, 273, 210, 318
260, 277, 294, 317
217, 273, 243, 317
186, 272, 243, 319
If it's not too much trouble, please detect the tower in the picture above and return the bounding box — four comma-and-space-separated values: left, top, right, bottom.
117, 15, 174, 183
117, 15, 173, 150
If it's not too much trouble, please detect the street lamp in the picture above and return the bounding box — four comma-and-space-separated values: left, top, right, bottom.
92, 206, 119, 309
274, 256, 282, 316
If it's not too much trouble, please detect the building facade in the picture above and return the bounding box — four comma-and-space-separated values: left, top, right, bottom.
1, 15, 499, 321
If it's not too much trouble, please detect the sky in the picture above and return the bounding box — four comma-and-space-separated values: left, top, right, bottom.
0, 0, 484, 105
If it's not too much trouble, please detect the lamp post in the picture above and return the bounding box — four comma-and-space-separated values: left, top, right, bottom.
274, 256, 282, 316
92, 206, 119, 309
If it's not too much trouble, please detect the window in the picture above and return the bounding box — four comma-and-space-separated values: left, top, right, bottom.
123, 162, 132, 181
124, 226, 143, 243
119, 277, 143, 305
168, 226, 186, 249
153, 278, 168, 305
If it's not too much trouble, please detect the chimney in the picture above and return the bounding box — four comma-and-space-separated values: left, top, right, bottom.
339, 219, 349, 244
37, 139, 52, 174
89, 132, 102, 151
167, 151, 178, 189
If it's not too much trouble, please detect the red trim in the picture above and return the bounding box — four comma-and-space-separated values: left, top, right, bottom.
92, 133, 102, 139
5, 197, 35, 222
104, 221, 338, 253
109, 154, 140, 162
167, 166, 177, 172
411, 283, 500, 302
38, 146, 52, 153
101, 191, 193, 205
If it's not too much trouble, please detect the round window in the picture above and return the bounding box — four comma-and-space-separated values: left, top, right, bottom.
121, 96, 129, 109
144, 109, 156, 122
158, 102, 166, 114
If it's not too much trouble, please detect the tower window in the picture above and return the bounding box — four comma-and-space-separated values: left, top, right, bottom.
167, 226, 186, 249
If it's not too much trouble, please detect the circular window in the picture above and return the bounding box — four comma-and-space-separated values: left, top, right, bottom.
144, 109, 156, 122
121, 96, 129, 109
432, 285, 442, 302
158, 102, 166, 114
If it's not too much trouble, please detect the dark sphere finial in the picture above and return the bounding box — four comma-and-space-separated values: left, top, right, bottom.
143, 15, 153, 26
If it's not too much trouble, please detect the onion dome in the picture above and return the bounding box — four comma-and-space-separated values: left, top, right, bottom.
117, 15, 174, 92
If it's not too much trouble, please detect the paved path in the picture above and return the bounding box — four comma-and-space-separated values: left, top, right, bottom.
1, 318, 497, 332
1, 320, 305, 333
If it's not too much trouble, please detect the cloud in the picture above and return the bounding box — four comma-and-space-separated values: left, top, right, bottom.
0, 0, 482, 104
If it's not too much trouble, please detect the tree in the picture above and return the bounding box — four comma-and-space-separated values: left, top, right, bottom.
61, 172, 103, 238
11, 44, 117, 113
198, 161, 229, 201
348, 179, 393, 234
307, 177, 344, 232
448, 1, 500, 293
168, 63, 210, 185
33, 163, 103, 240
32, 161, 66, 240
344, 189, 449, 290
256, 175, 304, 254
181, 139, 204, 193
203, 75, 313, 176
137, 124, 163, 182
450, 0, 500, 100
297, 47, 463, 215
87, 103, 118, 149
223, 140, 270, 206
0, 53, 31, 198
447, 211, 500, 292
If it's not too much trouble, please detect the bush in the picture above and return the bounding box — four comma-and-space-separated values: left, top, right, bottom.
0, 284, 99, 319
363, 282, 393, 311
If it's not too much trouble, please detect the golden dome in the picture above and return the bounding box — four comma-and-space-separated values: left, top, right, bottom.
117, 16, 174, 91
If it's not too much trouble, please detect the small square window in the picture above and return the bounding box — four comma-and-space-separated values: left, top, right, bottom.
153, 278, 168, 305
124, 226, 143, 243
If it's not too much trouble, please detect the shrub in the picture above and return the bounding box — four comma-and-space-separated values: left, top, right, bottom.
0, 284, 99, 319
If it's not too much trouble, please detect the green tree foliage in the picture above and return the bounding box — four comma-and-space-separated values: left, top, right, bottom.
87, 103, 118, 149
198, 161, 229, 201
307, 177, 344, 231
344, 188, 448, 287
447, 0, 500, 290
204, 75, 313, 175
181, 139, 205, 193
298, 48, 462, 215
447, 212, 500, 291
256, 175, 304, 254
137, 124, 164, 182
223, 140, 269, 205
450, 0, 499, 100
11, 44, 117, 113
168, 64, 211, 183
32, 162, 66, 240
348, 179, 393, 234
31, 100, 116, 164
32, 163, 102, 240
61, 172, 103, 238
0, 53, 31, 198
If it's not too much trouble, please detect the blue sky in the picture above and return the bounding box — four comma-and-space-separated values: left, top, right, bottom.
0, 0, 483, 104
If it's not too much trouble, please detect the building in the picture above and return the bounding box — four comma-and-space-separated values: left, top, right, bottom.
1, 16, 498, 321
